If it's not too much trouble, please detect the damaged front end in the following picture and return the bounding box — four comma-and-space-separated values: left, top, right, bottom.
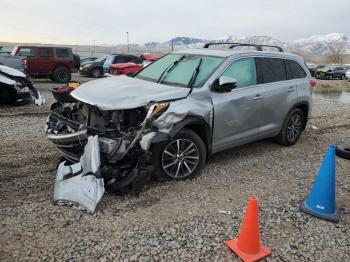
0, 65, 44, 106
46, 101, 166, 211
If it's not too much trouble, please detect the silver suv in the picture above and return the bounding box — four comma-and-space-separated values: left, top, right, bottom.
46, 43, 313, 204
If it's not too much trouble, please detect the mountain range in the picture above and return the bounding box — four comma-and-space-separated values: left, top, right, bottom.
145, 33, 350, 55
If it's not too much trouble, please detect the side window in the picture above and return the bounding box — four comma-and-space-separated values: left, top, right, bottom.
285, 60, 307, 80
55, 48, 69, 57
39, 48, 53, 57
18, 47, 35, 57
115, 56, 128, 63
129, 56, 140, 64
256, 57, 286, 84
221, 57, 257, 88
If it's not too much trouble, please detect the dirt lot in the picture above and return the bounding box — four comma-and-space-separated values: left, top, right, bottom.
0, 76, 349, 261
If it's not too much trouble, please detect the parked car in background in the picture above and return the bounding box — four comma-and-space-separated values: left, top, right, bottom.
139, 54, 160, 67
108, 54, 160, 76
46, 43, 313, 209
108, 62, 143, 76
80, 56, 98, 64
345, 69, 350, 81
102, 54, 140, 73
306, 63, 317, 77
11, 46, 80, 83
0, 65, 44, 105
79, 56, 107, 78
315, 65, 347, 80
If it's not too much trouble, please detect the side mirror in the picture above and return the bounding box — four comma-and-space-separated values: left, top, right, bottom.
212, 76, 237, 92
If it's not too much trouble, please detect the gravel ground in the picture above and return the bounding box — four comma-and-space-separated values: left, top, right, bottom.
0, 75, 349, 261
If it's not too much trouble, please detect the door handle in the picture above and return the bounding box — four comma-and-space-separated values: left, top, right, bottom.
253, 94, 263, 100
288, 87, 296, 92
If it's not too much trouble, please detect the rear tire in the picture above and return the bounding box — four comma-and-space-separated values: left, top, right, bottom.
53, 67, 71, 83
151, 128, 206, 181
276, 108, 305, 146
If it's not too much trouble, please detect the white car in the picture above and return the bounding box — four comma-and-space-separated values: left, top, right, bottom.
345, 69, 350, 81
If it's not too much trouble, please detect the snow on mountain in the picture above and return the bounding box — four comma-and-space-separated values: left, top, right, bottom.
290, 33, 350, 55
141, 33, 349, 55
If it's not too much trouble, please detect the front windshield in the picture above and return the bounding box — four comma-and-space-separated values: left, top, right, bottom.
135, 54, 223, 88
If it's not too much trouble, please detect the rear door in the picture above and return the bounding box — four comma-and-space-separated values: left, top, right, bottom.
211, 57, 265, 152
256, 57, 298, 134
38, 47, 54, 73
55, 48, 72, 71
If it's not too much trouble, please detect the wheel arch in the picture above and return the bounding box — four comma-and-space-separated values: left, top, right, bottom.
152, 116, 212, 157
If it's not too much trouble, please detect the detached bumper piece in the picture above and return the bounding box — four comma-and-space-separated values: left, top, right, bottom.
54, 136, 105, 212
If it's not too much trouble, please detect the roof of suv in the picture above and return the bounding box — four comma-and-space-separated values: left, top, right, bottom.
174, 48, 301, 60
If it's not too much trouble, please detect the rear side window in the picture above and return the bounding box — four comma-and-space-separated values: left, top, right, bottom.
222, 57, 257, 88
256, 57, 286, 84
39, 48, 53, 57
55, 48, 69, 57
285, 60, 306, 79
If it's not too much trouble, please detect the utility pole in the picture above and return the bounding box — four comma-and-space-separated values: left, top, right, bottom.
92, 40, 95, 56
126, 32, 129, 53
171, 39, 174, 52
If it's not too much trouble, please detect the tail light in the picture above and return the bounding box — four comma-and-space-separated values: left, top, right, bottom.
22, 58, 27, 68
309, 79, 317, 90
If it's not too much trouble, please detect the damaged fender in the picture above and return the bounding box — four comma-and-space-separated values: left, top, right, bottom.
54, 135, 105, 212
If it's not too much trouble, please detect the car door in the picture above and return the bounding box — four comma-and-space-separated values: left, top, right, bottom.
38, 47, 54, 73
211, 57, 265, 153
17, 47, 38, 74
256, 57, 298, 135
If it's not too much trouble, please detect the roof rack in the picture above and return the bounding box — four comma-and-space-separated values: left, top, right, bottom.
203, 42, 284, 52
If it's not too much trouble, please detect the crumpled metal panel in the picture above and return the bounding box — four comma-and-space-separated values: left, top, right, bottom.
70, 76, 190, 110
54, 136, 105, 212
153, 92, 213, 132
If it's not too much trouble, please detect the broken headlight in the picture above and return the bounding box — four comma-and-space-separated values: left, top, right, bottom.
147, 103, 169, 120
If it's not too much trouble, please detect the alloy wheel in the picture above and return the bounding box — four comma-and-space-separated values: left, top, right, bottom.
287, 113, 302, 143
161, 139, 200, 179
58, 71, 69, 82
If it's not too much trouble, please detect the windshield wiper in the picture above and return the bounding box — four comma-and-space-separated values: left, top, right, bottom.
157, 55, 185, 83
187, 57, 203, 89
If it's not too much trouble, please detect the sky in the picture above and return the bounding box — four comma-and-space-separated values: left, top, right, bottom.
0, 0, 349, 45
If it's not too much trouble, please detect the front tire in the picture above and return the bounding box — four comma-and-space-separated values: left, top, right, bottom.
91, 67, 103, 78
276, 108, 305, 146
151, 128, 206, 181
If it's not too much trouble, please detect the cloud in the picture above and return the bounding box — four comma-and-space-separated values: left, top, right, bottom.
0, 0, 349, 44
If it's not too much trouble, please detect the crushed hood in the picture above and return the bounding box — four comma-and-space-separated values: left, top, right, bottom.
0, 64, 26, 78
71, 75, 190, 110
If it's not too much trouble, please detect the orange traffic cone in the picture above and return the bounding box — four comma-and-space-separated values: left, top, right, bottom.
226, 197, 271, 262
